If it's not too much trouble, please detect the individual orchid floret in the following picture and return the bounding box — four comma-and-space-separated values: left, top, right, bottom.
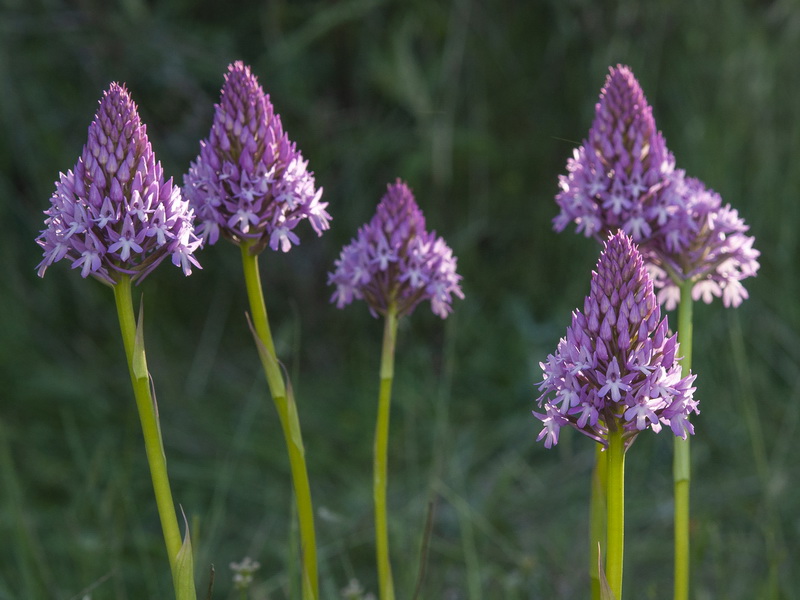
183, 61, 330, 253
328, 179, 464, 319
643, 174, 761, 310
534, 231, 697, 449
36, 83, 201, 284
554, 64, 679, 244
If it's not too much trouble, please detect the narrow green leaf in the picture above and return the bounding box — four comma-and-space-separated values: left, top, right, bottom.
132, 298, 149, 381
244, 312, 278, 371
244, 312, 304, 453
598, 543, 616, 600
175, 508, 197, 600
283, 381, 306, 455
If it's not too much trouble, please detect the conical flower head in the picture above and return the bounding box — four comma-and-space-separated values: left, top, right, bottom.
643, 174, 761, 309
36, 83, 201, 284
328, 179, 464, 318
183, 61, 330, 253
553, 65, 759, 311
554, 65, 678, 242
534, 231, 697, 449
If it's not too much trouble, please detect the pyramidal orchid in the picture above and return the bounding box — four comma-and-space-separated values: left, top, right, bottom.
36, 83, 197, 599
534, 230, 697, 449
329, 179, 463, 600
183, 60, 330, 254
184, 61, 325, 600
554, 64, 760, 311
553, 65, 758, 600
641, 172, 759, 600
329, 179, 464, 319
534, 230, 697, 599
37, 83, 201, 284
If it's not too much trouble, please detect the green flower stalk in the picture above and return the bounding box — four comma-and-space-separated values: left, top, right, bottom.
374, 303, 399, 600
641, 177, 759, 600
534, 232, 697, 599
589, 443, 607, 599
673, 281, 693, 600
36, 83, 201, 598
328, 180, 463, 599
183, 62, 331, 599
113, 277, 181, 566
604, 426, 625, 597
240, 240, 318, 599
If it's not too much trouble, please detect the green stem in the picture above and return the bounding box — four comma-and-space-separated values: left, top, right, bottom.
605, 427, 626, 600
112, 275, 183, 584
590, 443, 608, 600
239, 242, 318, 600
673, 280, 694, 600
375, 304, 399, 600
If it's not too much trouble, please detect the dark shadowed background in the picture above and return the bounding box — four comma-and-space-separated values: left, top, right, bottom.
1, 1, 798, 598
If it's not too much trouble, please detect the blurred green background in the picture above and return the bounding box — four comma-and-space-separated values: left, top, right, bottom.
1, 0, 798, 598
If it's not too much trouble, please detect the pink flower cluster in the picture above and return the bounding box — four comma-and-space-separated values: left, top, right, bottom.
36, 83, 201, 284
328, 180, 464, 319
534, 232, 697, 449
554, 65, 759, 308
